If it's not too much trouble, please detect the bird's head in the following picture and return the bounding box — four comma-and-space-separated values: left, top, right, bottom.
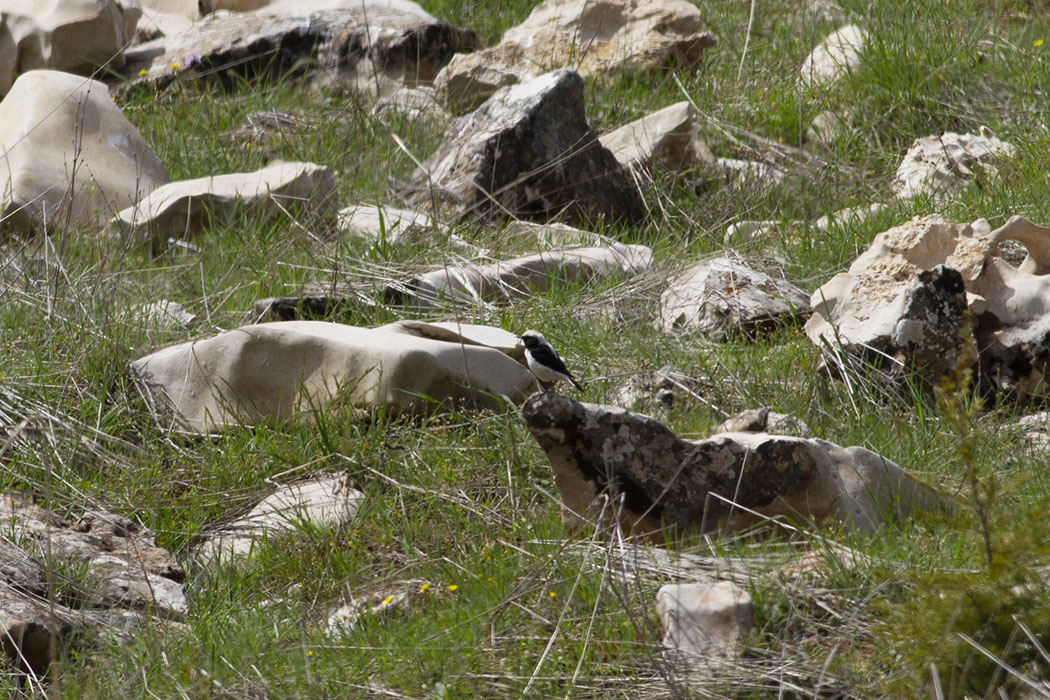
517, 330, 547, 349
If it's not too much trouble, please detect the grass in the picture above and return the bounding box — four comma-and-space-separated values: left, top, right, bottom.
3, 0, 1050, 696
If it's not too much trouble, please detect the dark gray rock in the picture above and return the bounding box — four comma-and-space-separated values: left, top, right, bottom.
521, 394, 940, 538
403, 69, 644, 227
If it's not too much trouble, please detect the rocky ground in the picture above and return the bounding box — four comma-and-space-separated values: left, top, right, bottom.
2, 0, 1050, 697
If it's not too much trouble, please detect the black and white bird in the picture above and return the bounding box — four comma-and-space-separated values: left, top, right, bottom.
518, 330, 583, 391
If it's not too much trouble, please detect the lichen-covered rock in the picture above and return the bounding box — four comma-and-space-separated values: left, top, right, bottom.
434, 0, 715, 111
0, 71, 169, 233
521, 394, 940, 538
659, 257, 810, 339
806, 214, 1050, 396
404, 69, 644, 227
124, 1, 479, 93
0, 0, 142, 97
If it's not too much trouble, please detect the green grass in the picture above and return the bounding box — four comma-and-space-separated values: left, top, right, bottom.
4, 0, 1050, 696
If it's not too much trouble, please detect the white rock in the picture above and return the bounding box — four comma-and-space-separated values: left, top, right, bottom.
0, 71, 169, 233
798, 24, 867, 88
435, 0, 715, 111
372, 86, 449, 124
656, 580, 753, 667
598, 101, 707, 175
660, 257, 810, 339
501, 221, 606, 248
892, 128, 1015, 201
717, 157, 785, 188
811, 202, 887, 231
113, 161, 336, 250
0, 0, 142, 96
135, 300, 196, 329
337, 204, 437, 244
195, 475, 364, 567
130, 320, 535, 433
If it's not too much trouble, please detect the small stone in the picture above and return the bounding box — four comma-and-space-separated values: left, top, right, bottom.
799, 24, 868, 89
656, 580, 753, 669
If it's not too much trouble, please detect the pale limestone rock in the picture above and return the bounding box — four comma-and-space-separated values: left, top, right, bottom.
0, 0, 142, 96
657, 580, 753, 669
138, 0, 199, 17
195, 475, 364, 567
893, 128, 1015, 201
501, 220, 607, 248
660, 257, 810, 340
130, 320, 534, 432
723, 220, 782, 247
435, 0, 715, 112
0, 71, 169, 233
598, 101, 707, 175
806, 215, 1050, 396
713, 407, 811, 438
125, 2, 478, 94
811, 202, 887, 231
113, 161, 336, 251
520, 394, 941, 538
806, 107, 852, 147
406, 70, 643, 227
717, 157, 785, 188
336, 203, 438, 244
372, 85, 449, 124
388, 244, 653, 309
135, 6, 195, 42
135, 300, 196, 329
798, 24, 867, 88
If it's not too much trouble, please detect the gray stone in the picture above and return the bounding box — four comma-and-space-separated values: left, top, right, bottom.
403, 69, 644, 227
195, 474, 364, 568
659, 257, 810, 340
657, 580, 753, 669
713, 407, 811, 438
520, 394, 941, 538
893, 128, 1015, 202
123, 2, 480, 94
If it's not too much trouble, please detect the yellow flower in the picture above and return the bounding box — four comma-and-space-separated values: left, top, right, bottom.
487, 577, 494, 583
419, 583, 430, 593
170, 63, 180, 70
548, 591, 557, 599
1035, 39, 1044, 47
138, 68, 148, 76
380, 594, 394, 606
447, 584, 458, 592
307, 650, 314, 657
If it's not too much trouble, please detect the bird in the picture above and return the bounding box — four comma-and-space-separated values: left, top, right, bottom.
518, 330, 584, 391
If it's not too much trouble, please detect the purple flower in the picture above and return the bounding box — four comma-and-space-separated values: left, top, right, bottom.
181, 53, 202, 69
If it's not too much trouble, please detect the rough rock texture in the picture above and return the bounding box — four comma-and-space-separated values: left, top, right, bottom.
893, 128, 1015, 201
806, 215, 1050, 396
405, 69, 644, 227
520, 394, 940, 538
336, 203, 439, 245
798, 24, 867, 88
0, 494, 186, 675
124, 2, 480, 93
713, 407, 811, 438
130, 320, 534, 432
612, 366, 711, 411
387, 244, 653, 308
0, 71, 169, 233
372, 85, 449, 124
0, 0, 142, 97
434, 0, 715, 112
659, 257, 810, 339
598, 101, 708, 176
657, 580, 753, 670
195, 474, 364, 567
113, 161, 336, 251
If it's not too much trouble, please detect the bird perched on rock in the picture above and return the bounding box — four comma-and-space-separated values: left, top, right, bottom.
518, 330, 583, 391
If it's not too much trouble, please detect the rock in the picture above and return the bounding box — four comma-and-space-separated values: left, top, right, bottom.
136, 7, 196, 42
1017, 413, 1050, 452
520, 394, 940, 538
139, 0, 200, 18
806, 107, 852, 148
500, 220, 607, 248
798, 24, 867, 89
434, 0, 715, 112
892, 128, 1015, 202
387, 244, 653, 309
112, 161, 336, 252
195, 474, 364, 567
723, 220, 782, 247
372, 85, 449, 124
713, 407, 811, 438
811, 202, 887, 231
124, 2, 480, 94
326, 578, 431, 636
717, 158, 785, 189
134, 300, 196, 329
0, 71, 169, 233
0, 494, 186, 674
404, 69, 644, 227
659, 257, 810, 340
598, 101, 708, 176
129, 320, 534, 433
656, 580, 753, 670
0, 0, 142, 97
806, 215, 1050, 396
611, 366, 711, 412
337, 203, 438, 245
